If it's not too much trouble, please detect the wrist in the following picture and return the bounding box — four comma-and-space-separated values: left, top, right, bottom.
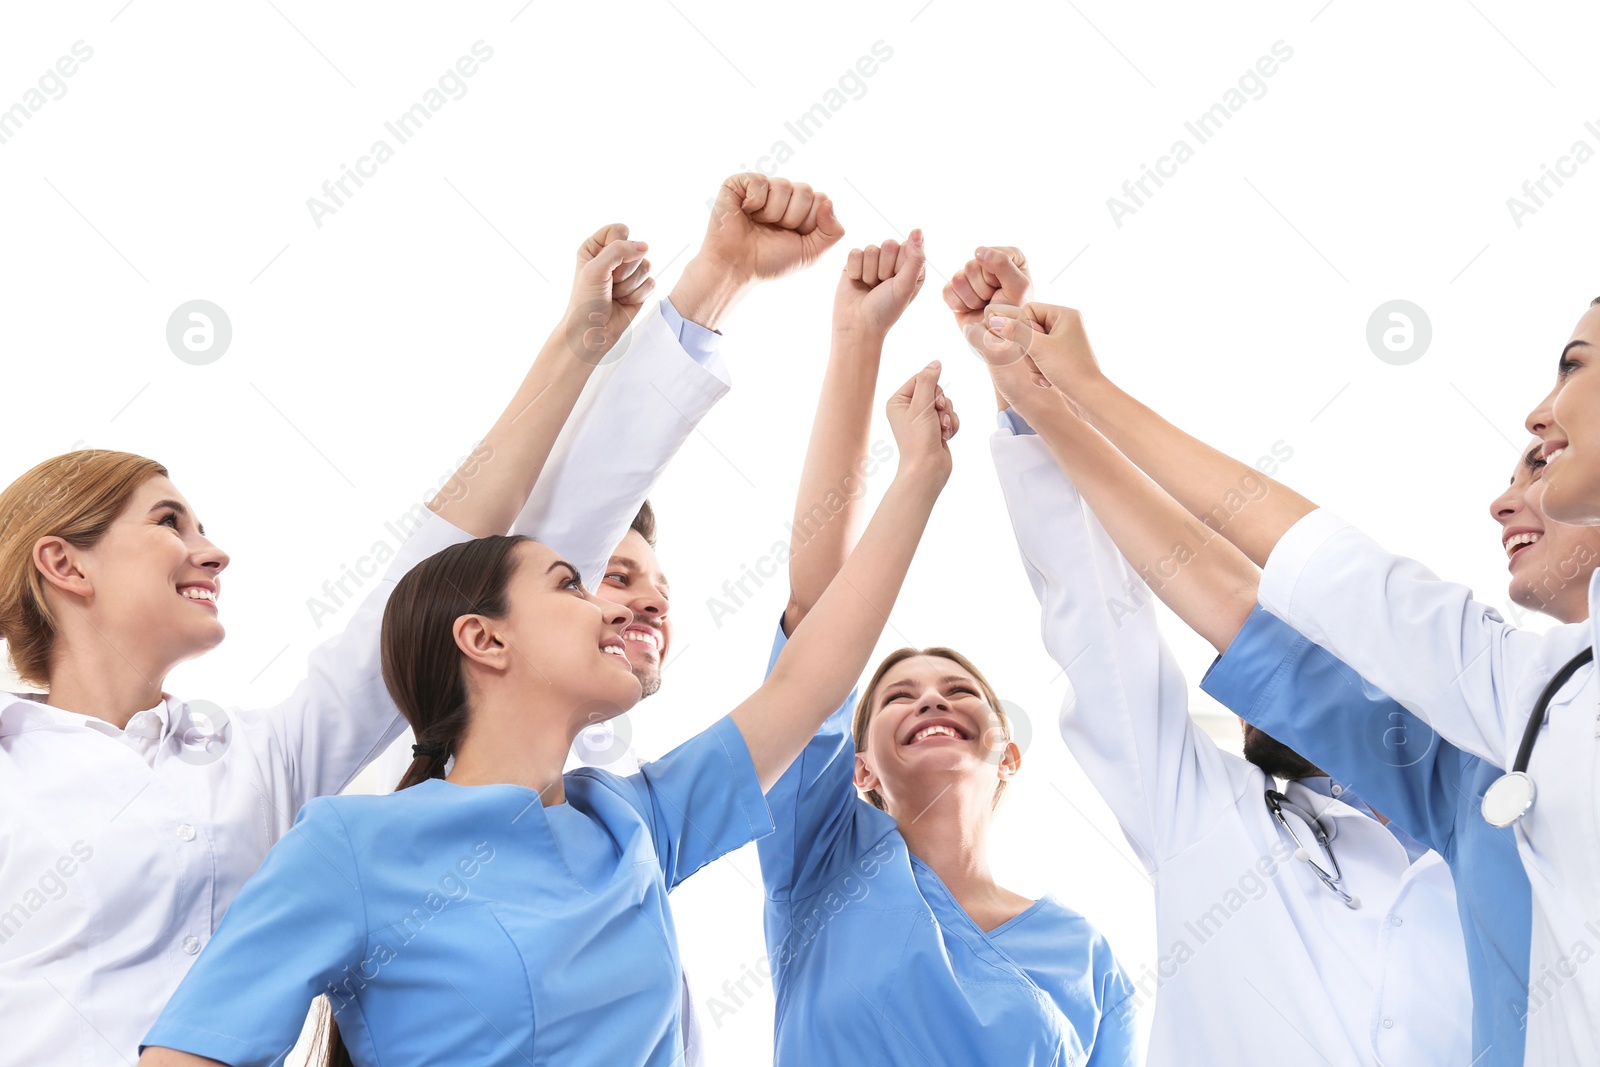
670, 254, 754, 332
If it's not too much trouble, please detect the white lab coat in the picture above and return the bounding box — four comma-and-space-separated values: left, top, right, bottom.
992, 424, 1471, 1067
1259, 507, 1600, 1065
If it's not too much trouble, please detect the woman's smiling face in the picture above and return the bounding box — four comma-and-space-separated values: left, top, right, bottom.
853, 654, 1018, 814
43, 475, 231, 675
1525, 303, 1600, 525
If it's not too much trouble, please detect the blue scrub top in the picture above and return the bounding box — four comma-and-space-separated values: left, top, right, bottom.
1201, 605, 1532, 1067
142, 714, 773, 1067
758, 624, 1138, 1066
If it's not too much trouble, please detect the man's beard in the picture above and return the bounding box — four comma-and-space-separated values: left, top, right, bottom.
1243, 724, 1322, 781
635, 667, 662, 699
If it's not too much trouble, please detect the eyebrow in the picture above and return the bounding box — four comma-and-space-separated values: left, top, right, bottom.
606, 555, 671, 593
547, 561, 581, 585
150, 499, 205, 536
1524, 446, 1545, 471
1561, 339, 1591, 359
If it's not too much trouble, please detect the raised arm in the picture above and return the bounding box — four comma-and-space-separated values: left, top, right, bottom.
976, 302, 1316, 567
429, 225, 653, 540
732, 363, 954, 792
784, 229, 931, 633
513, 174, 845, 584
975, 306, 1259, 654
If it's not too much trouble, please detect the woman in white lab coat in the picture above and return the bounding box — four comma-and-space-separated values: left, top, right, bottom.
972, 294, 1600, 1065
0, 225, 655, 1067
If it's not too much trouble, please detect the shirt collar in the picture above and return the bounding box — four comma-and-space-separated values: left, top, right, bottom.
0, 690, 173, 738
1288, 774, 1431, 864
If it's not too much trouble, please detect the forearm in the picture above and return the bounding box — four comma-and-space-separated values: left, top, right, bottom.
784, 327, 882, 633
734, 469, 942, 790
1073, 375, 1316, 567
1021, 396, 1259, 652
428, 326, 597, 538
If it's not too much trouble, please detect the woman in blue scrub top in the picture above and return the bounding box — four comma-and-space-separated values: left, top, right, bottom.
752, 236, 1137, 1067
136, 360, 961, 1067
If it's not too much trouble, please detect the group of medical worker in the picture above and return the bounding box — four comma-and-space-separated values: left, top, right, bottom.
0, 169, 1594, 1066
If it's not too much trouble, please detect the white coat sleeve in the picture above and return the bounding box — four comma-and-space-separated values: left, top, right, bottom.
233, 509, 476, 812
992, 424, 1252, 867
508, 300, 732, 585
1256, 507, 1588, 767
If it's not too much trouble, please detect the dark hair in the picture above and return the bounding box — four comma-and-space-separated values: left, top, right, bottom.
319, 534, 531, 1066
384, 534, 531, 791
630, 499, 657, 547
1591, 296, 1600, 307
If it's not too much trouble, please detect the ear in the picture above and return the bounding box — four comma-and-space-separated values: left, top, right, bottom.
33, 536, 93, 600
995, 740, 1022, 782
452, 613, 509, 671
853, 751, 879, 795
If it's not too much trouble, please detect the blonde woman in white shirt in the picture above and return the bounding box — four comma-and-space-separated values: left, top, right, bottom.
0, 224, 658, 1067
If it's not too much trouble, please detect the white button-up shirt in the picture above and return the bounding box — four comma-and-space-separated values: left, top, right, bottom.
992, 424, 1471, 1067
0, 508, 472, 1066
1260, 507, 1600, 1065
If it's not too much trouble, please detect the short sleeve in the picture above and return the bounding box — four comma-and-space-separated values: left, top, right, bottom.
1086, 950, 1140, 1067
1200, 604, 1459, 855
755, 617, 887, 902
620, 714, 775, 889
140, 799, 368, 1065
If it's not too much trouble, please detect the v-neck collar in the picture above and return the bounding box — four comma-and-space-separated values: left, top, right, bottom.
909, 853, 1045, 938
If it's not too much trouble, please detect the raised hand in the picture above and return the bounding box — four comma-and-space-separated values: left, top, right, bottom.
966, 302, 1105, 403
942, 246, 1032, 332
703, 173, 846, 281
566, 223, 653, 363
886, 361, 959, 485
834, 229, 928, 341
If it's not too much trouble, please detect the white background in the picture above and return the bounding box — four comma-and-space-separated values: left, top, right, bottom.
3, 0, 1598, 1062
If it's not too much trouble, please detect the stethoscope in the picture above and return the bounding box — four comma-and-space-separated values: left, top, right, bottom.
1480, 646, 1594, 828
1265, 789, 1361, 910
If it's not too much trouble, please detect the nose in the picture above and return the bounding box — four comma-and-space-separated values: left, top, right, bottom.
592, 591, 633, 630
914, 690, 950, 716
1526, 381, 1560, 439
1489, 482, 1520, 524
630, 581, 669, 623
194, 537, 229, 574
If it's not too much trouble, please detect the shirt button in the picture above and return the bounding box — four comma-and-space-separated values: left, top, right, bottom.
182, 936, 201, 955
1330, 784, 1344, 797
1391, 915, 1404, 927
176, 823, 196, 842
1382, 1018, 1394, 1029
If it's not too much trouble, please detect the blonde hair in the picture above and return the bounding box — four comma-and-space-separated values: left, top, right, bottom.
0, 450, 169, 689
850, 646, 1013, 812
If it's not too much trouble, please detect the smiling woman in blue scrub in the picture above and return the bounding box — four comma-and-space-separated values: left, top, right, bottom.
754, 238, 1136, 1066
135, 351, 958, 1067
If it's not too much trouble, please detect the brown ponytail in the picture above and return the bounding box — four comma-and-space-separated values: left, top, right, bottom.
318, 533, 530, 1067
381, 533, 529, 791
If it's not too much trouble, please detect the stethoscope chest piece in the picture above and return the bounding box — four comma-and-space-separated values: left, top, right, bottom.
1481, 771, 1537, 829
